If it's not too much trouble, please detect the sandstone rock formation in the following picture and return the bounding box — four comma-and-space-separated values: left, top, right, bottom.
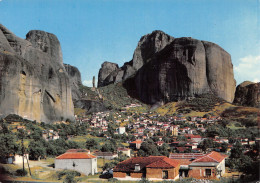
98, 61, 119, 87
0, 24, 74, 123
132, 30, 175, 71
98, 31, 236, 104
64, 64, 82, 102
74, 99, 107, 114
233, 81, 260, 108
97, 31, 174, 87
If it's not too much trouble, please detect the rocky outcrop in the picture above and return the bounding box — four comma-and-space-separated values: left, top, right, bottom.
132, 30, 175, 70
0, 24, 74, 123
135, 37, 236, 104
64, 64, 82, 102
98, 31, 236, 104
233, 81, 260, 108
97, 31, 174, 87
74, 99, 107, 114
98, 62, 119, 87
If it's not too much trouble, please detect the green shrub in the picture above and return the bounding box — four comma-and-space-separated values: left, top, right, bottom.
16, 168, 27, 176
108, 178, 119, 182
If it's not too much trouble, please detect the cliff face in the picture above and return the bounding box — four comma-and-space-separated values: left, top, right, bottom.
0, 24, 74, 123
64, 64, 82, 102
98, 31, 174, 87
98, 61, 119, 87
98, 31, 236, 104
233, 81, 260, 108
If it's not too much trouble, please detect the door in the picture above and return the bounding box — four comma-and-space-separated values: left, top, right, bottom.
206, 169, 211, 177
162, 170, 168, 179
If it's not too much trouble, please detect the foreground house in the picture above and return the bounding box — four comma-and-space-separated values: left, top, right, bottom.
55, 149, 97, 175
113, 156, 180, 180
188, 151, 226, 178
169, 153, 204, 177
170, 151, 227, 179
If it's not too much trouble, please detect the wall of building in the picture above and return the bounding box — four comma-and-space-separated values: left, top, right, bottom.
131, 172, 143, 178
121, 150, 131, 157
113, 172, 126, 178
14, 154, 29, 164
146, 167, 178, 179
189, 166, 217, 179
216, 159, 225, 177
55, 158, 97, 175
91, 158, 98, 175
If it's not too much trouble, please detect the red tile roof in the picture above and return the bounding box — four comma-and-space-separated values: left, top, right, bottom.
169, 153, 204, 159
192, 151, 226, 163
185, 134, 202, 138
114, 156, 180, 172
130, 140, 143, 144
56, 152, 96, 159
176, 159, 194, 165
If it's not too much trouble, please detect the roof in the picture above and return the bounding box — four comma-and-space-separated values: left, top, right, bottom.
113, 156, 180, 172
177, 159, 194, 165
94, 152, 117, 156
185, 134, 202, 138
56, 152, 96, 159
192, 151, 227, 163
130, 140, 143, 144
117, 147, 131, 151
169, 153, 204, 159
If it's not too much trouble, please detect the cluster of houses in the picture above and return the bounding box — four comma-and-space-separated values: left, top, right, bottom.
54, 149, 227, 181
3, 105, 258, 181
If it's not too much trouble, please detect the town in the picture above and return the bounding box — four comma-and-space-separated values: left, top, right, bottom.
0, 103, 259, 183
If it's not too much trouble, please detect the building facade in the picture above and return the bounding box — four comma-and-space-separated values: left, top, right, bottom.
55, 149, 97, 175
170, 151, 226, 179
113, 156, 180, 180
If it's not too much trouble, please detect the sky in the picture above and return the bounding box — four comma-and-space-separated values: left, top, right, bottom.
0, 0, 259, 86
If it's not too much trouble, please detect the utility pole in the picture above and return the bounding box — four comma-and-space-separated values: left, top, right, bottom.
25, 151, 32, 176
21, 135, 25, 173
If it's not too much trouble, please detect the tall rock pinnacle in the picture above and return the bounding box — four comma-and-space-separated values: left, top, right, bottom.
0, 24, 74, 123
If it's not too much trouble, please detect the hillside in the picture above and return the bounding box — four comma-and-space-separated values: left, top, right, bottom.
155, 93, 259, 127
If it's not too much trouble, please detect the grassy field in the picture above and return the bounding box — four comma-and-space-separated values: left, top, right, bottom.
155, 101, 235, 117
97, 158, 113, 172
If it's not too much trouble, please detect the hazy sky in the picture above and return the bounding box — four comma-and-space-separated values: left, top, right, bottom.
0, 0, 259, 86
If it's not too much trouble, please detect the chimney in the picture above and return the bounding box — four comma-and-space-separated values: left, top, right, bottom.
135, 164, 140, 171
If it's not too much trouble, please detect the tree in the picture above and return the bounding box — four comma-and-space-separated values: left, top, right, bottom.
101, 142, 116, 152
158, 143, 170, 156
230, 142, 244, 159
198, 138, 214, 152
0, 133, 19, 157
86, 138, 99, 150
138, 141, 159, 157
28, 141, 46, 160
220, 143, 228, 153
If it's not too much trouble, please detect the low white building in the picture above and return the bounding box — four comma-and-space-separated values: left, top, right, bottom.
118, 126, 126, 134
55, 150, 97, 175
117, 147, 131, 157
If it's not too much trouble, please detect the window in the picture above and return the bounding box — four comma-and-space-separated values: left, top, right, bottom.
162, 170, 168, 179
126, 172, 130, 176
206, 169, 211, 177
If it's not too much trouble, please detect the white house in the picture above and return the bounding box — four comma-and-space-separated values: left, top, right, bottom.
55, 149, 97, 175
118, 126, 126, 134
117, 147, 131, 157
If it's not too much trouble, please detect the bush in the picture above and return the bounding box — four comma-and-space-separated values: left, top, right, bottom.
58, 170, 81, 180
108, 178, 119, 182
64, 174, 78, 183
16, 168, 27, 176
